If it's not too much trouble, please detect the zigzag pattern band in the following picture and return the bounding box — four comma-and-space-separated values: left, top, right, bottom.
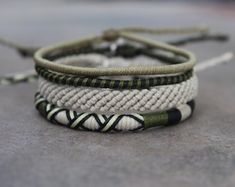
35, 93, 195, 132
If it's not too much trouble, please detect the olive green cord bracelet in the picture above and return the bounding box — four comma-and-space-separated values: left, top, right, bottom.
35, 66, 193, 89
35, 43, 193, 89
34, 28, 198, 76
33, 27, 229, 77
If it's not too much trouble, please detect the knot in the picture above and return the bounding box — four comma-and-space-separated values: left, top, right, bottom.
102, 29, 120, 41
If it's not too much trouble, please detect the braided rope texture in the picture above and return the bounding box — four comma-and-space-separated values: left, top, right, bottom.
35, 93, 195, 132
38, 75, 198, 114
36, 66, 193, 89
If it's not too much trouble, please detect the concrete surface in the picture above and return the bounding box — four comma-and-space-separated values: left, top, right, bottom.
0, 1, 235, 187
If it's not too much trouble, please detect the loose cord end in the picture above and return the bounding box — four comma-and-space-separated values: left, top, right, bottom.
195, 52, 234, 72
0, 70, 37, 86
0, 37, 39, 58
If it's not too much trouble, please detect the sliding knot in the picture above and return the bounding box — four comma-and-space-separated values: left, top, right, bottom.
102, 29, 120, 41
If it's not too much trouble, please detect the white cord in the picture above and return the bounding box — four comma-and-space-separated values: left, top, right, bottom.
38, 75, 198, 114
195, 52, 234, 72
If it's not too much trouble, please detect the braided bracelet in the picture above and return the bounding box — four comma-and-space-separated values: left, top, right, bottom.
33, 27, 201, 132
0, 26, 232, 132
38, 75, 198, 114
37, 51, 197, 114
35, 93, 195, 132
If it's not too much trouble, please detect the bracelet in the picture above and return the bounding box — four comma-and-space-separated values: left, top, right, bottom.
32, 27, 201, 132
41, 43, 188, 64
35, 93, 195, 132
35, 66, 192, 89
38, 75, 198, 114
34, 28, 197, 76
35, 41, 197, 131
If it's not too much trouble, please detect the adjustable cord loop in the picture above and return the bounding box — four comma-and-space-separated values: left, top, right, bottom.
102, 29, 120, 41
0, 38, 39, 58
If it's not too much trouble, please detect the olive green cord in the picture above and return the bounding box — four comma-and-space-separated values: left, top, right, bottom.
34, 26, 210, 76
102, 26, 209, 40
32, 26, 229, 76
120, 26, 209, 34
168, 33, 229, 46
34, 27, 208, 76
0, 27, 228, 58
0, 26, 231, 86
0, 38, 39, 58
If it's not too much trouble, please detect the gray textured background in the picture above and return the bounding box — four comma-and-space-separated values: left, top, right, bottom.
0, 1, 235, 187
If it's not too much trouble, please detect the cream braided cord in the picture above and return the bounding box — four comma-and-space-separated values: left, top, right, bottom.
38, 75, 198, 114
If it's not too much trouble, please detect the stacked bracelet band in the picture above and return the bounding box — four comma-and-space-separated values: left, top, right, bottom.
33, 28, 201, 132
35, 93, 195, 132
34, 31, 196, 76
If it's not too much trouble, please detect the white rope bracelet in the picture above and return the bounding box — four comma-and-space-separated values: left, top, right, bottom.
38, 75, 197, 114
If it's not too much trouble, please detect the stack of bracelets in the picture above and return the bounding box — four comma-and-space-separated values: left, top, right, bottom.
0, 26, 231, 132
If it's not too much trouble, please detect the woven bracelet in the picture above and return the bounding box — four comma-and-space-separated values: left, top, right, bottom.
34, 27, 197, 132
38, 75, 198, 114
33, 28, 201, 132
0, 26, 232, 132
35, 93, 195, 132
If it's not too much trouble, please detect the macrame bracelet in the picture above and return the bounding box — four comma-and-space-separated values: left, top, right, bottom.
38, 75, 198, 114
35, 93, 195, 132
33, 27, 200, 131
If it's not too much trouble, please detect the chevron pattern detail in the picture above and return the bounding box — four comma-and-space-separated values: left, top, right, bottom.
35, 93, 145, 132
